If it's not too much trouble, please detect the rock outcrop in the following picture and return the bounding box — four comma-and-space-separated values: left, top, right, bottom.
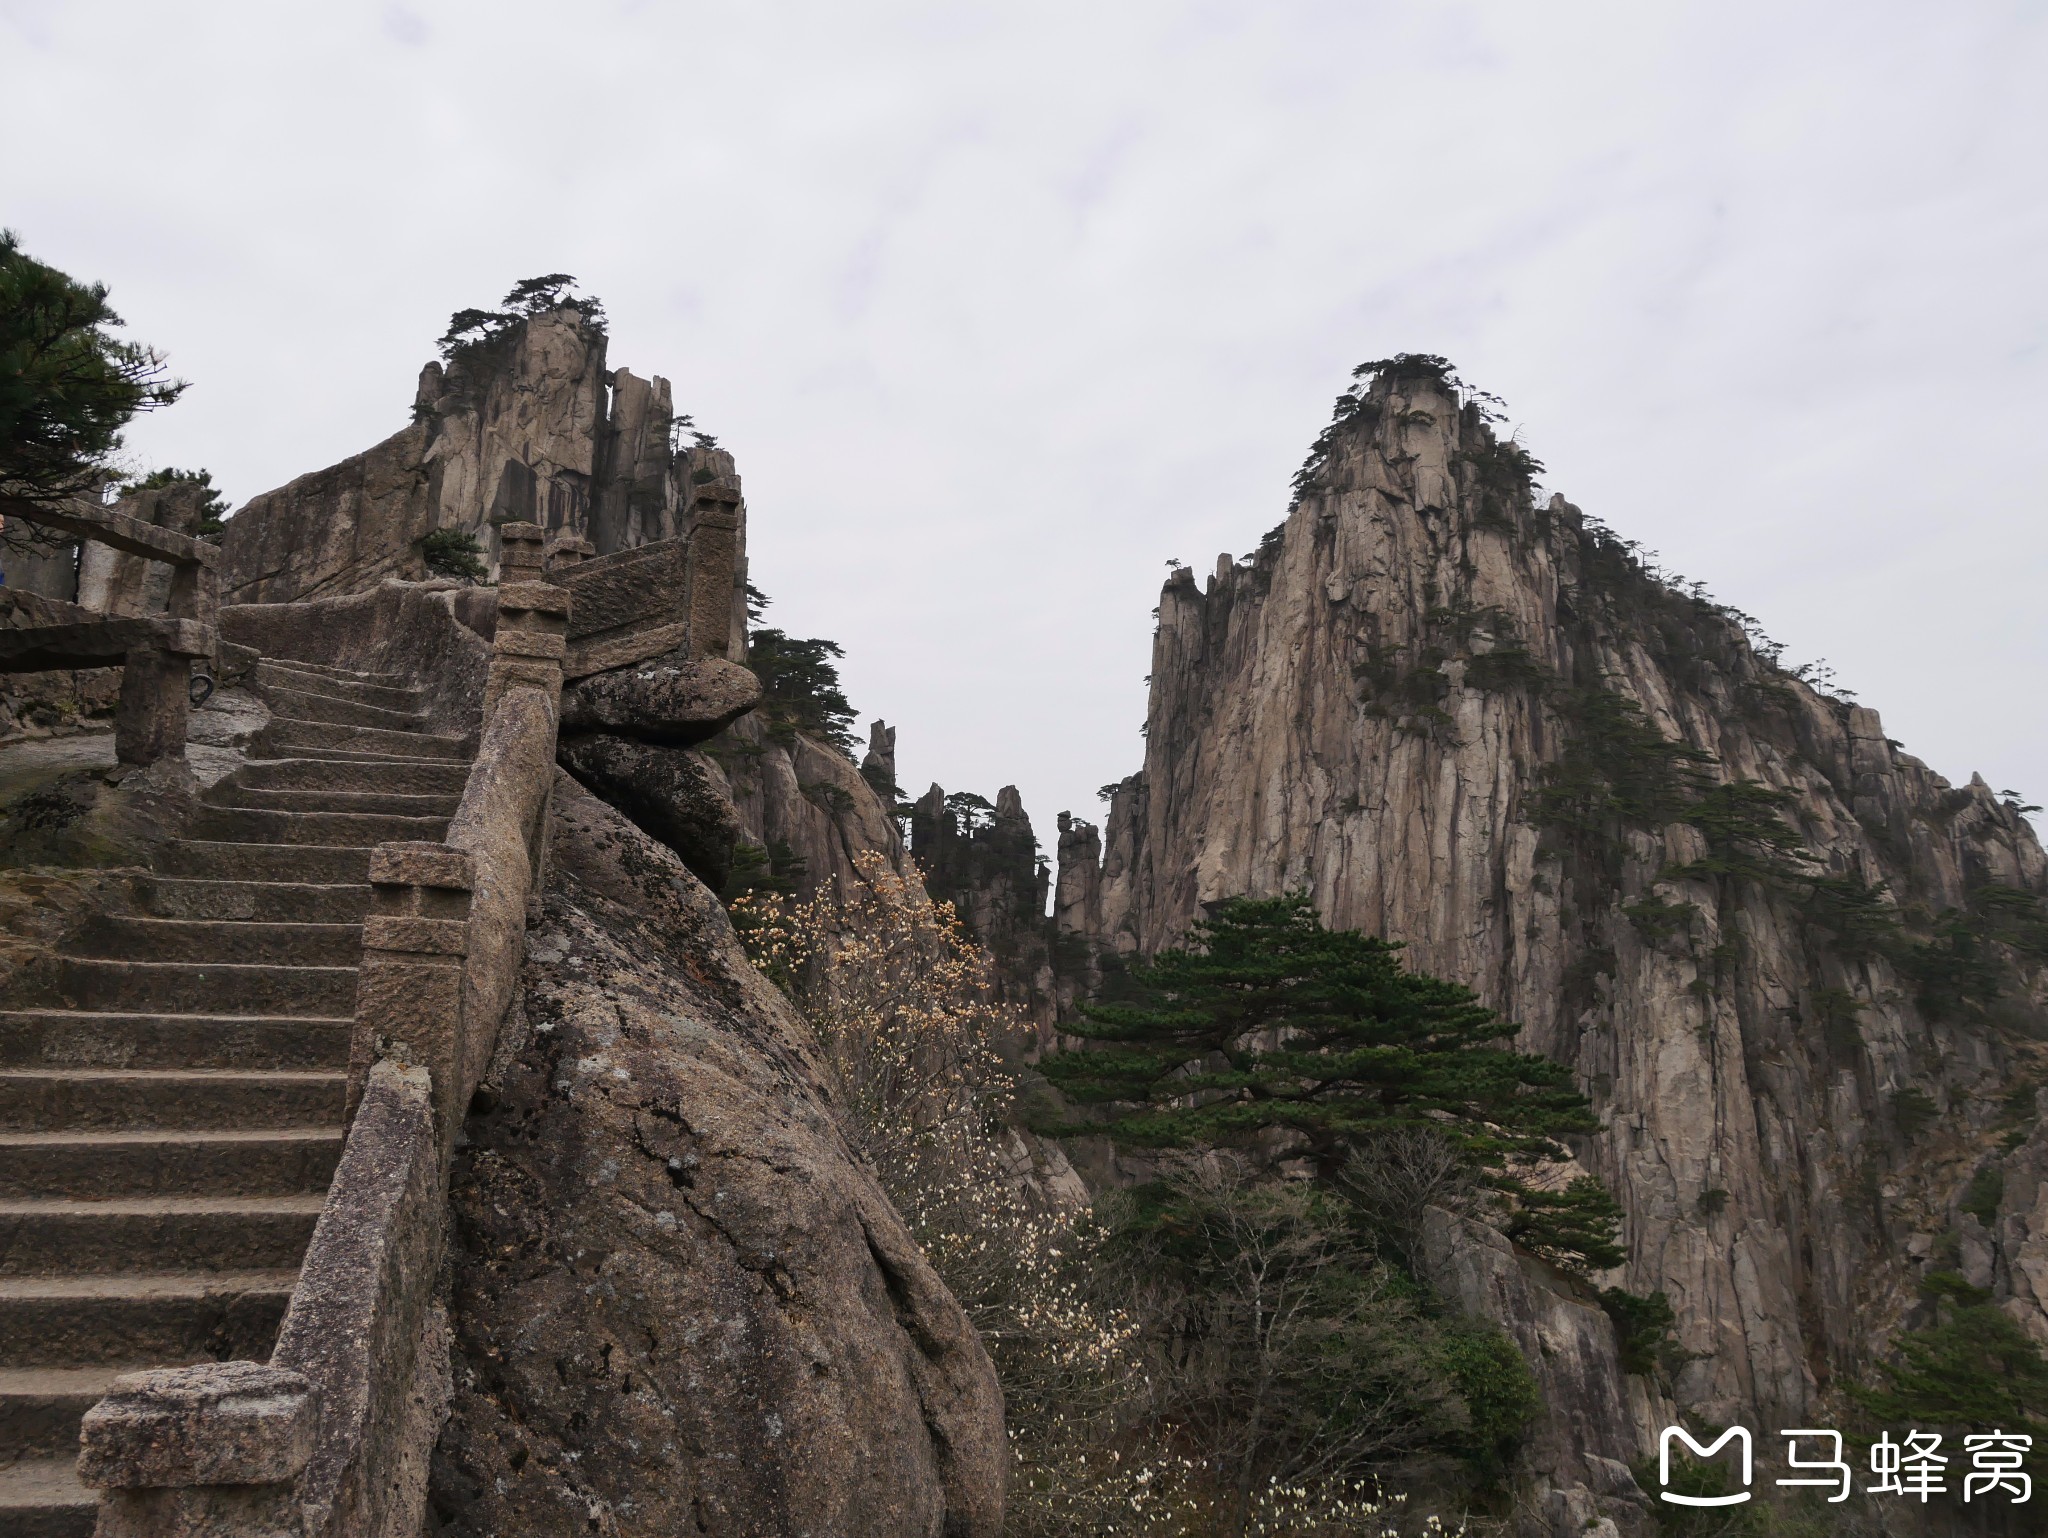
554, 652, 765, 891
910, 782, 1061, 1046
1419, 1207, 1659, 1531
429, 776, 1006, 1537
218, 309, 751, 610
1056, 362, 2048, 1450
703, 714, 919, 901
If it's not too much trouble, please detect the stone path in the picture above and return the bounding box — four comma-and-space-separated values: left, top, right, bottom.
0, 658, 470, 1536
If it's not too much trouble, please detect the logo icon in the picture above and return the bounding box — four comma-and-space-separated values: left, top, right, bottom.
1660, 1426, 1753, 1507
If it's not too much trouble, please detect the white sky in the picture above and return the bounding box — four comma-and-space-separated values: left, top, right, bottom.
5, 2, 2044, 846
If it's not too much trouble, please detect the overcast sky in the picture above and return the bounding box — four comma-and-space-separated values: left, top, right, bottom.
5, 2, 2043, 848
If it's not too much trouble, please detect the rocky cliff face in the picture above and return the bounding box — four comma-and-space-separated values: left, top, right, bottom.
702, 714, 920, 902
430, 777, 1006, 1537
219, 308, 749, 620
1056, 362, 2048, 1447
909, 783, 1061, 1046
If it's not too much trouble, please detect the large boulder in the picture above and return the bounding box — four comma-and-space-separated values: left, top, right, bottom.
428, 776, 1007, 1537
560, 655, 761, 744
557, 732, 743, 891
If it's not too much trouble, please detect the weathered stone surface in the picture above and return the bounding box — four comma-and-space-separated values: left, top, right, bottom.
590, 369, 674, 556
429, 776, 1006, 1537
1993, 1088, 2048, 1344
564, 530, 690, 641
78, 1361, 315, 1489
222, 581, 491, 739
76, 479, 212, 620
560, 655, 761, 745
1059, 368, 2048, 1443
860, 719, 897, 796
912, 781, 1059, 1046
220, 308, 607, 604
1419, 1208, 1656, 1489
558, 732, 743, 891
705, 712, 919, 900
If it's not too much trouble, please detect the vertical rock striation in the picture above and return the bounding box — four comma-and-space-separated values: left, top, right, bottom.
1060, 362, 2048, 1442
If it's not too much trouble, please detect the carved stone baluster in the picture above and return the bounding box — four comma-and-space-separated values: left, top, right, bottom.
350, 842, 474, 1130
685, 481, 741, 660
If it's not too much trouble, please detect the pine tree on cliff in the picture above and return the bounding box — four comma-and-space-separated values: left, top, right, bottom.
1041, 895, 1622, 1268
0, 230, 184, 523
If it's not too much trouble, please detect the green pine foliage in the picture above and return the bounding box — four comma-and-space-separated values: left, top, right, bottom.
124, 467, 229, 538
748, 625, 860, 754
1039, 895, 1637, 1274
418, 527, 487, 582
1500, 1177, 1626, 1273
1850, 1271, 2048, 1435
1434, 1320, 1543, 1477
1596, 1286, 1677, 1375
1, 229, 184, 516
1041, 894, 1596, 1171
438, 273, 608, 362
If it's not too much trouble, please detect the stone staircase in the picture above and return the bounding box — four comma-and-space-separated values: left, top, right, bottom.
0, 658, 472, 1537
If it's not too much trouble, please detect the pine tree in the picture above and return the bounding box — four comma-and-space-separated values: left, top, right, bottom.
1041, 894, 1597, 1173
1, 230, 183, 519
1850, 1271, 2048, 1434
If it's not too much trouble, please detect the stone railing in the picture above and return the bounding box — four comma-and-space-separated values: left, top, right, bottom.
0, 497, 219, 764
76, 523, 570, 1537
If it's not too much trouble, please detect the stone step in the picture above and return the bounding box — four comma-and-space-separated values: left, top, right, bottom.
0, 1195, 324, 1276
249, 660, 421, 711
236, 755, 472, 795
0, 1455, 94, 1538
0, 1128, 342, 1200
73, 917, 362, 968
0, 1271, 293, 1367
0, 1365, 124, 1458
258, 745, 477, 769
259, 717, 470, 761
187, 805, 450, 848
206, 784, 463, 818
252, 684, 428, 732
248, 657, 408, 687
43, 958, 357, 1017
153, 841, 370, 885
137, 878, 369, 924
0, 1011, 350, 1072
0, 1069, 346, 1132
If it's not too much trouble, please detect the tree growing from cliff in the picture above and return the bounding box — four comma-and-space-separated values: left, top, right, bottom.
0, 230, 184, 523
418, 526, 487, 582
1851, 1271, 2048, 1436
747, 625, 860, 753
1040, 895, 1625, 1271
438, 272, 608, 361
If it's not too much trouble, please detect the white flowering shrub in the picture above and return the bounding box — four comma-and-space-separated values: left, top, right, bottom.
737, 856, 1477, 1536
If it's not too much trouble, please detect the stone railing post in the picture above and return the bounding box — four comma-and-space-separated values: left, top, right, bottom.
78, 1362, 316, 1536
113, 617, 213, 767
485, 521, 569, 723
166, 543, 221, 670
685, 481, 741, 660
486, 523, 571, 921
349, 842, 474, 1130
